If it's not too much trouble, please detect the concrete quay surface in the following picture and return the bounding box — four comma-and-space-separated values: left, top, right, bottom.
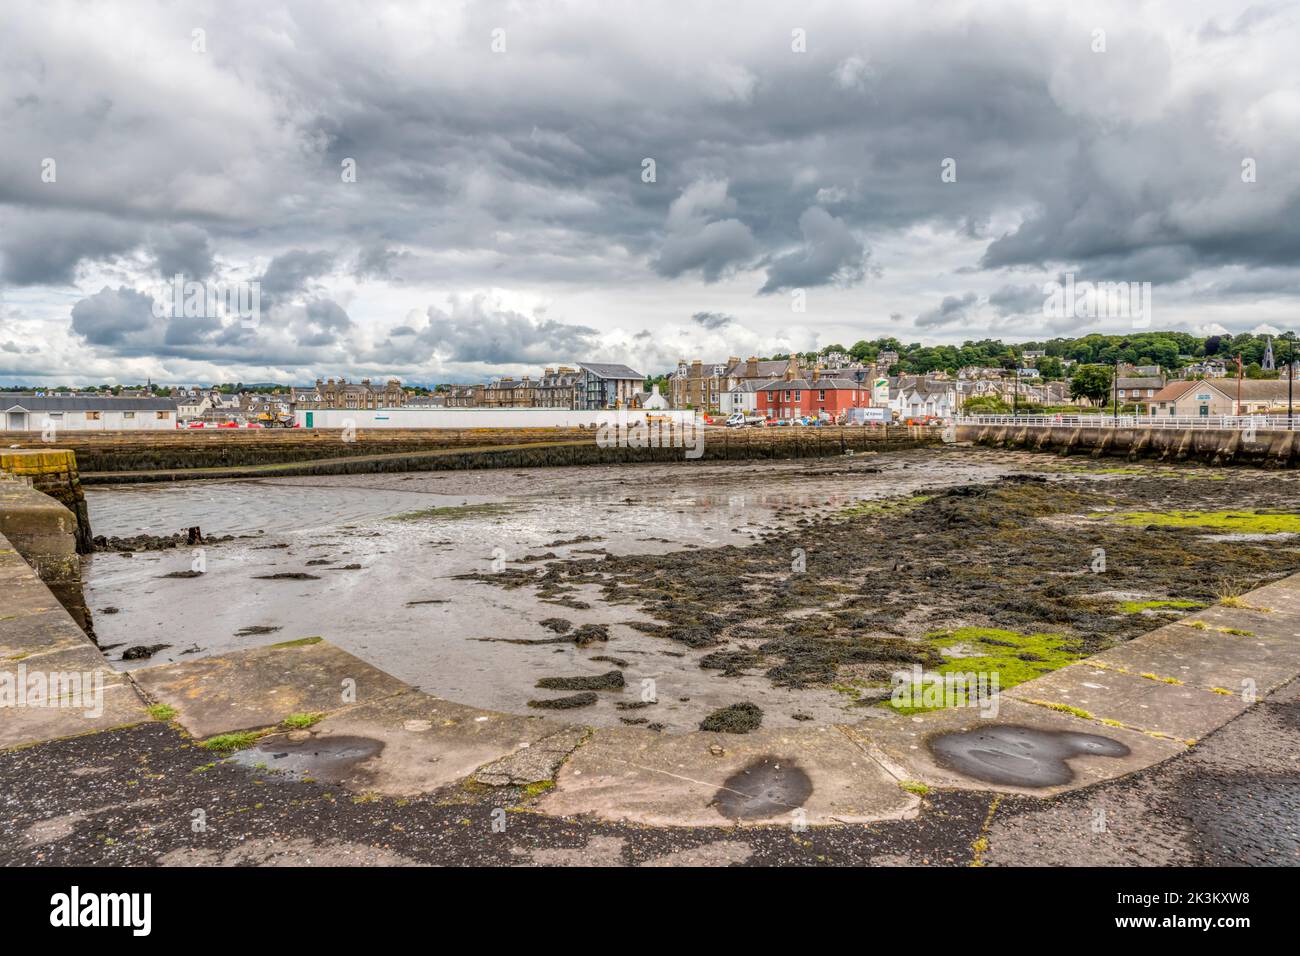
3, 491, 1299, 863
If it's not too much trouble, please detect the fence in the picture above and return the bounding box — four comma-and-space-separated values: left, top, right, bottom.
958, 414, 1299, 430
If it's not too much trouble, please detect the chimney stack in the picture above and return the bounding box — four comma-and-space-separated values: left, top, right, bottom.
812, 366, 821, 382
746, 357, 759, 379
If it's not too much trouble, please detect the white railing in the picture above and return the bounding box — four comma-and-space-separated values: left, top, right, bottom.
958, 414, 1299, 430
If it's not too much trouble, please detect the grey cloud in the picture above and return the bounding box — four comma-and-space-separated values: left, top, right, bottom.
259, 250, 336, 303
151, 225, 215, 280
915, 292, 979, 329
70, 286, 157, 346
372, 294, 598, 365
988, 283, 1045, 317
759, 208, 867, 295
0, 213, 141, 286
691, 311, 735, 330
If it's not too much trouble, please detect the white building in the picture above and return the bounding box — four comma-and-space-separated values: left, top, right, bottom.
718, 380, 762, 416
1, 396, 179, 431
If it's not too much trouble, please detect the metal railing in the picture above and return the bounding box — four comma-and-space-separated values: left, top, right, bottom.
957, 414, 1298, 430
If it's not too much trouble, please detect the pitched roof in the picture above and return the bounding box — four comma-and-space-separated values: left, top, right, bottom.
1153, 378, 1296, 404
0, 396, 179, 412
579, 362, 644, 380
1117, 377, 1166, 389
725, 358, 792, 379
1149, 381, 1198, 403
755, 377, 867, 391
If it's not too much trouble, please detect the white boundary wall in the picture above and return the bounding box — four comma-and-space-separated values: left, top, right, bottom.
295, 407, 700, 429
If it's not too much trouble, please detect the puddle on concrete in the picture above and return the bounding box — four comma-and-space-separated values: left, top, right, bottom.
928, 724, 1130, 788
713, 756, 813, 820
226, 735, 384, 785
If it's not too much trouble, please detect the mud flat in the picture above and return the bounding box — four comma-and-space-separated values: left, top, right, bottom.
81, 447, 1300, 732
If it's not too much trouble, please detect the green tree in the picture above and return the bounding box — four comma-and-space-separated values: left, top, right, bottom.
1070, 364, 1114, 405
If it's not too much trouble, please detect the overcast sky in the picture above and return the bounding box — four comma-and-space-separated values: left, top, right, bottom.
2, 0, 1298, 386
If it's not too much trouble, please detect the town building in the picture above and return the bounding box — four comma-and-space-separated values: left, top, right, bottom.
1116, 374, 1167, 411
719, 379, 763, 416
755, 369, 874, 420
1150, 378, 1297, 416
670, 355, 800, 411
1, 395, 179, 431
444, 384, 483, 408
296, 377, 409, 410
576, 363, 646, 409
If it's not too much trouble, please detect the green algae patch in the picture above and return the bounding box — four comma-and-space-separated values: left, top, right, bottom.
388, 502, 512, 522
281, 712, 325, 729
200, 731, 263, 753
147, 703, 177, 721
1116, 599, 1207, 614
887, 627, 1085, 715
1104, 510, 1300, 534
838, 494, 930, 520
269, 636, 323, 649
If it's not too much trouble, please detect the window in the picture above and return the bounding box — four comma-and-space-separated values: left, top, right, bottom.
86, 411, 101, 420
794, 391, 801, 401
156, 411, 170, 419
123, 411, 135, 419
819, 390, 826, 401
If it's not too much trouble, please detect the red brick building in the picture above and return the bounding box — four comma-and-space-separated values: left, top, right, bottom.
756, 373, 874, 420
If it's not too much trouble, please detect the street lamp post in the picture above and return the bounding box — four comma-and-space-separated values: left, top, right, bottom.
1113, 357, 1120, 425
1289, 335, 1295, 431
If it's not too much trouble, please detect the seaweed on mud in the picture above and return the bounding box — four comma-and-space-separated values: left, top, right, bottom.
698, 648, 763, 676
699, 702, 763, 733
570, 624, 609, 645
466, 468, 1300, 699
539, 618, 572, 634
527, 692, 599, 709
535, 670, 624, 691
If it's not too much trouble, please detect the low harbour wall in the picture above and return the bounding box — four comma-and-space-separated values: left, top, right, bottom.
7, 426, 943, 482
0, 449, 93, 553
0, 479, 94, 636
957, 422, 1300, 466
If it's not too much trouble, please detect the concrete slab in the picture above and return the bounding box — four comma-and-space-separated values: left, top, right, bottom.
841, 698, 1182, 797
1090, 623, 1300, 699
0, 680, 147, 751
1004, 663, 1246, 742
132, 638, 409, 739
0, 606, 91, 660
229, 690, 578, 797
538, 724, 919, 827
